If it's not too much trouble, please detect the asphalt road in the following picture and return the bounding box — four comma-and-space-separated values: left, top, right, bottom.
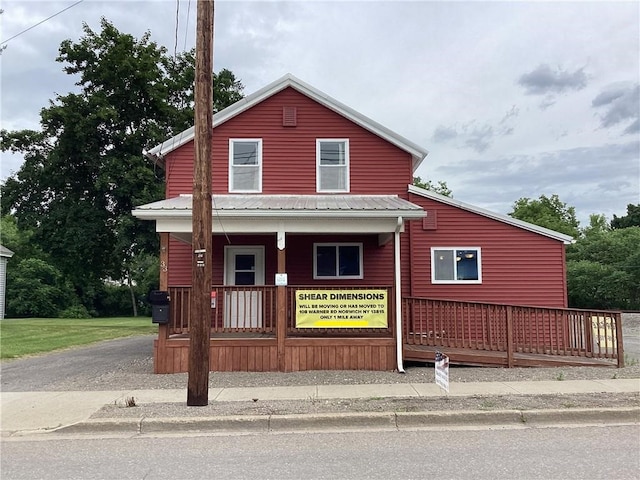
2, 425, 639, 479
0, 335, 155, 392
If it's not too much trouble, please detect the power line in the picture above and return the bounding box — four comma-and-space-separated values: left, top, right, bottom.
0, 0, 86, 47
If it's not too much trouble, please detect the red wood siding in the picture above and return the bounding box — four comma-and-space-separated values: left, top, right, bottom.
407, 194, 568, 308
163, 87, 414, 196
167, 237, 192, 285
168, 234, 277, 286
169, 233, 395, 287
285, 234, 394, 286
165, 142, 194, 198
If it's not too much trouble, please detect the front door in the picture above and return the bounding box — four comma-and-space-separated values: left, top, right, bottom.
224, 246, 265, 328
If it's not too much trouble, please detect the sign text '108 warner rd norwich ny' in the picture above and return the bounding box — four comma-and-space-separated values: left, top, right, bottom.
295, 289, 388, 328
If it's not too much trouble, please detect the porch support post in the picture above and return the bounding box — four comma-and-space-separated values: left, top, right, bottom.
155, 232, 170, 374
277, 230, 287, 372
394, 217, 405, 373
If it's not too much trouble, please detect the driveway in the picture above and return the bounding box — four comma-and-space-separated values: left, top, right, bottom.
0, 335, 156, 392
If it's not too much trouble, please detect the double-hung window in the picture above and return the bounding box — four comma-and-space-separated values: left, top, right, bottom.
229, 139, 262, 192
314, 243, 363, 279
316, 139, 349, 192
431, 247, 482, 284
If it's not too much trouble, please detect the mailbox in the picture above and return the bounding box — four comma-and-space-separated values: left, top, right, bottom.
149, 290, 170, 324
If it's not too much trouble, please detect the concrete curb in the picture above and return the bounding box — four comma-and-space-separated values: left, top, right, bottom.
48, 407, 640, 436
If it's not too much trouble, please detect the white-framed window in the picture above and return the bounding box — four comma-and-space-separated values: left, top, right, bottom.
229, 139, 262, 192
316, 139, 349, 192
314, 243, 363, 279
431, 247, 482, 284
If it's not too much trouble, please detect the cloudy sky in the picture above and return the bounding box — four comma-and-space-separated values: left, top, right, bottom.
1, 0, 638, 225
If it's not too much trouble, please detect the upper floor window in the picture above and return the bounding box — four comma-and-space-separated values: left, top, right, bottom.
229, 139, 262, 192
316, 139, 349, 192
314, 243, 363, 279
431, 247, 482, 284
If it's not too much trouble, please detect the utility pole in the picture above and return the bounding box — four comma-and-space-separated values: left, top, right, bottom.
187, 0, 214, 406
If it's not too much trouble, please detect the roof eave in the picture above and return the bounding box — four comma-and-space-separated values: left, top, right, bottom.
408, 185, 574, 244
133, 209, 425, 220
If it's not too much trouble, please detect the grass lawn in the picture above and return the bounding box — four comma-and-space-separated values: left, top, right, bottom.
0, 317, 158, 359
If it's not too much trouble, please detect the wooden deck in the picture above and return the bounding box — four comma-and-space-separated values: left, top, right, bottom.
404, 344, 618, 368
153, 287, 624, 372
402, 297, 624, 369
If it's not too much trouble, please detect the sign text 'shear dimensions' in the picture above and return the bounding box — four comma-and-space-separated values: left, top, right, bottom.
295, 290, 388, 328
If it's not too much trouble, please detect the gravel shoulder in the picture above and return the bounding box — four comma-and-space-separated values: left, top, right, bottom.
3, 314, 638, 419
91, 313, 639, 420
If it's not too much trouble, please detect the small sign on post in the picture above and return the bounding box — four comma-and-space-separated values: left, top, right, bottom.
435, 351, 449, 393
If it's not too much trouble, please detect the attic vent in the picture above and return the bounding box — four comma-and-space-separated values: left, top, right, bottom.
422, 210, 437, 230
282, 106, 297, 127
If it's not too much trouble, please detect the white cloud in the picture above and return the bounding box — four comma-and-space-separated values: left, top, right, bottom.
592, 82, 640, 134
0, 0, 638, 225
518, 64, 588, 95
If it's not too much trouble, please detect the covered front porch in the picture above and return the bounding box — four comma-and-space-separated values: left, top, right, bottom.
156, 285, 397, 373
132, 193, 426, 373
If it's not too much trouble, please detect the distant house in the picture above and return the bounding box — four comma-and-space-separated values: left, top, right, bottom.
133, 74, 617, 374
0, 245, 15, 319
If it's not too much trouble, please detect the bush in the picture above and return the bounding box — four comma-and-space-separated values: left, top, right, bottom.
6, 258, 76, 317
59, 304, 92, 319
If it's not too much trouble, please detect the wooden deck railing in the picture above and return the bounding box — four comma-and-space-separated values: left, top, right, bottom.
168, 286, 277, 335
402, 297, 624, 367
167, 285, 394, 337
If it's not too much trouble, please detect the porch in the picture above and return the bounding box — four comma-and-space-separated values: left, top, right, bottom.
154, 285, 397, 373
153, 286, 624, 373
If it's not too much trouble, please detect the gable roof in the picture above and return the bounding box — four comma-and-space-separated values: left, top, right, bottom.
145, 73, 429, 171
0, 245, 14, 258
408, 184, 575, 244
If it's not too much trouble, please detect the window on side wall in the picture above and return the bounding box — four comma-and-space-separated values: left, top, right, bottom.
431, 247, 482, 284
316, 139, 349, 192
314, 243, 363, 279
229, 139, 262, 192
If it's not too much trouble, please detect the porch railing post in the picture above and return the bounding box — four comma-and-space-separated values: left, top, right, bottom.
506, 305, 514, 368
155, 233, 170, 374
615, 312, 625, 368
277, 246, 286, 372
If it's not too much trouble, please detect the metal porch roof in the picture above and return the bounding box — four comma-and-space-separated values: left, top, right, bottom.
133, 194, 425, 219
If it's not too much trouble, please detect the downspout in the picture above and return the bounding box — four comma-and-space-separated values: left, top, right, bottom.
395, 216, 405, 373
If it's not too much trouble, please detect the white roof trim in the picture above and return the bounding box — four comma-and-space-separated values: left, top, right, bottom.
145, 73, 429, 171
408, 184, 574, 244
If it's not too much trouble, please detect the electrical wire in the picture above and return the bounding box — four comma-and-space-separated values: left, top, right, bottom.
0, 0, 86, 47
174, 0, 180, 59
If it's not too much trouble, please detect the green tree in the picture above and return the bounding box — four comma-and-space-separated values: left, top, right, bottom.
567, 226, 640, 309
566, 260, 632, 309
6, 258, 76, 317
1, 19, 244, 314
508, 194, 580, 238
581, 213, 610, 238
611, 204, 640, 229
413, 177, 453, 197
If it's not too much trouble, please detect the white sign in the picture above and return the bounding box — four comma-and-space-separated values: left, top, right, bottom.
275, 273, 288, 286
435, 351, 449, 393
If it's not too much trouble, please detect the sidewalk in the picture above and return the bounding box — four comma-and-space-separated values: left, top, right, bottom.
2, 378, 638, 437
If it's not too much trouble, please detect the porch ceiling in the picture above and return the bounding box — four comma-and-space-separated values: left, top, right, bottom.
132, 194, 425, 235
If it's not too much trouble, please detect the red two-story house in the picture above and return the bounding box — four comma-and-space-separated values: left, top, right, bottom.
133, 74, 610, 375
